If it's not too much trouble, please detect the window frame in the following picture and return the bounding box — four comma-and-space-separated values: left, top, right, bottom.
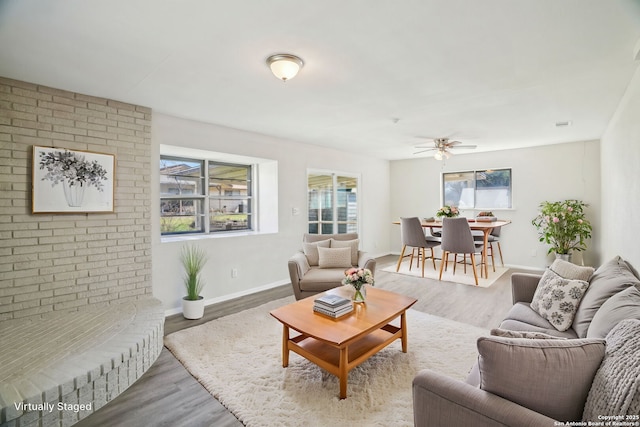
160, 155, 254, 236
307, 170, 360, 235
441, 168, 512, 210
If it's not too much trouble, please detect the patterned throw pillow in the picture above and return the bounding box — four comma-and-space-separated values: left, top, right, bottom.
490, 328, 566, 340
531, 268, 590, 332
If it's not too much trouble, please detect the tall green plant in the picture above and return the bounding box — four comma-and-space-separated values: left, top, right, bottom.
531, 199, 592, 255
180, 244, 208, 300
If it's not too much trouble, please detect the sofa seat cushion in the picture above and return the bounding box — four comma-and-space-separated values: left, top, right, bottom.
530, 269, 590, 332
587, 286, 640, 338
572, 256, 640, 337
583, 319, 640, 420
299, 268, 347, 292
500, 302, 579, 338
477, 335, 606, 421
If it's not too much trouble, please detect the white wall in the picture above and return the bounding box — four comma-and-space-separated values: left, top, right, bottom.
151, 114, 390, 313
389, 140, 601, 269
601, 65, 640, 265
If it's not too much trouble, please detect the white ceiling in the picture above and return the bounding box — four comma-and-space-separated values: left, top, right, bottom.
1, 0, 639, 160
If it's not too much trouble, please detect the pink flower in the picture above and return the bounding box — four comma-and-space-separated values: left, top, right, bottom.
553, 217, 560, 223
578, 219, 583, 224
567, 207, 573, 212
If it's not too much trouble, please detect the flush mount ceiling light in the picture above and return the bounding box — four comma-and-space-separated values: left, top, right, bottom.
266, 54, 304, 82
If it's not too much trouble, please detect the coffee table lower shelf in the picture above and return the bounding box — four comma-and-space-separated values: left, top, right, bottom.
282, 324, 403, 399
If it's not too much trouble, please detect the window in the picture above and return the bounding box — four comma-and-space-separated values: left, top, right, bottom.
160, 156, 252, 235
308, 172, 358, 234
442, 168, 512, 209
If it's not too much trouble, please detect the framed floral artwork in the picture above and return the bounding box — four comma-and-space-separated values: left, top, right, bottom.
32, 146, 115, 214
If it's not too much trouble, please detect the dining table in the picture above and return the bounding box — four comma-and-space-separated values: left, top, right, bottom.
393, 218, 512, 278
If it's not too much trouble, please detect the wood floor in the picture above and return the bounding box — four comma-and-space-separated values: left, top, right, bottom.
76, 255, 540, 427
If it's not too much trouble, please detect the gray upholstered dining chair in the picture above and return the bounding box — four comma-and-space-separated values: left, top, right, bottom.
439, 217, 485, 286
396, 217, 441, 278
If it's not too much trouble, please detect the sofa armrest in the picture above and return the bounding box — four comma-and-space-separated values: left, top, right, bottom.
511, 273, 542, 305
357, 251, 377, 275
413, 369, 556, 427
288, 252, 310, 300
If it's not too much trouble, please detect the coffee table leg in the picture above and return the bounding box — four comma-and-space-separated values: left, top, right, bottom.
282, 325, 289, 367
339, 347, 348, 399
401, 312, 408, 353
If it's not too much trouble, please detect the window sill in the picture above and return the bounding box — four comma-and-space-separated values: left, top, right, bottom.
161, 229, 274, 243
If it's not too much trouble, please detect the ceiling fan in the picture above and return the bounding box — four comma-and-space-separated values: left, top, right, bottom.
414, 137, 477, 160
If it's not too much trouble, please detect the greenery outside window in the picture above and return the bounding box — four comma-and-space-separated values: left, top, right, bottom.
308, 172, 358, 235
160, 156, 252, 235
442, 168, 512, 209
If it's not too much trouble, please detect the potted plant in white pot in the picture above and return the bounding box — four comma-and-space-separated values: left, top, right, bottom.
531, 199, 592, 261
180, 244, 208, 319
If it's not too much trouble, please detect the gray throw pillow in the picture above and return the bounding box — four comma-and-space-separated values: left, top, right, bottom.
477, 336, 605, 421
531, 268, 590, 331
583, 319, 640, 420
330, 238, 359, 266
572, 256, 640, 337
302, 239, 331, 266
549, 258, 595, 281
586, 286, 640, 338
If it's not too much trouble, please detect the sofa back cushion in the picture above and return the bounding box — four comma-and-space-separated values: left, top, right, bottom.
572, 256, 640, 337
587, 286, 640, 338
583, 319, 640, 420
303, 233, 358, 243
477, 336, 605, 421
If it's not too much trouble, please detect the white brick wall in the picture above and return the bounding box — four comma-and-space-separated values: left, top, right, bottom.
0, 77, 152, 322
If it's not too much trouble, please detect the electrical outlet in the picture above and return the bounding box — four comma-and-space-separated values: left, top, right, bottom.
292, 207, 300, 216
231, 268, 238, 278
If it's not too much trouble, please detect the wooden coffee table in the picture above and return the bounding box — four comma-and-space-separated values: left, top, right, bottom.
269, 286, 417, 399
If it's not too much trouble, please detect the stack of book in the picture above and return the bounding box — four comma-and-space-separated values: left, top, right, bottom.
313, 294, 353, 318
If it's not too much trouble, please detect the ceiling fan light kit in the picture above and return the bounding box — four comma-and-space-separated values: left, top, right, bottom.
266, 54, 304, 81
414, 137, 477, 160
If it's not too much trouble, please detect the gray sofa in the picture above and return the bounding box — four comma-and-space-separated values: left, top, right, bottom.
288, 233, 376, 300
413, 256, 640, 426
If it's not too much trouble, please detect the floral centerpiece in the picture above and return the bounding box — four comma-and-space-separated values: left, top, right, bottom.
342, 267, 374, 303
436, 205, 459, 218
531, 199, 592, 255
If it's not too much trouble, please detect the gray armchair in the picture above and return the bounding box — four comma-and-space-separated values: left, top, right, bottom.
288, 233, 376, 300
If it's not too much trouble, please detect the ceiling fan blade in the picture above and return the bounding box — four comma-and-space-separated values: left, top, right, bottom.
413, 148, 436, 155
451, 144, 477, 149
447, 140, 463, 146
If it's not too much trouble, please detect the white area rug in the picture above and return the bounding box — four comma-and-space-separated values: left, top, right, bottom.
384, 258, 508, 288
164, 297, 487, 427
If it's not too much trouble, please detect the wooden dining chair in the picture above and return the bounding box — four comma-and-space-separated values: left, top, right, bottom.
439, 217, 485, 286
396, 217, 441, 278
473, 226, 503, 272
